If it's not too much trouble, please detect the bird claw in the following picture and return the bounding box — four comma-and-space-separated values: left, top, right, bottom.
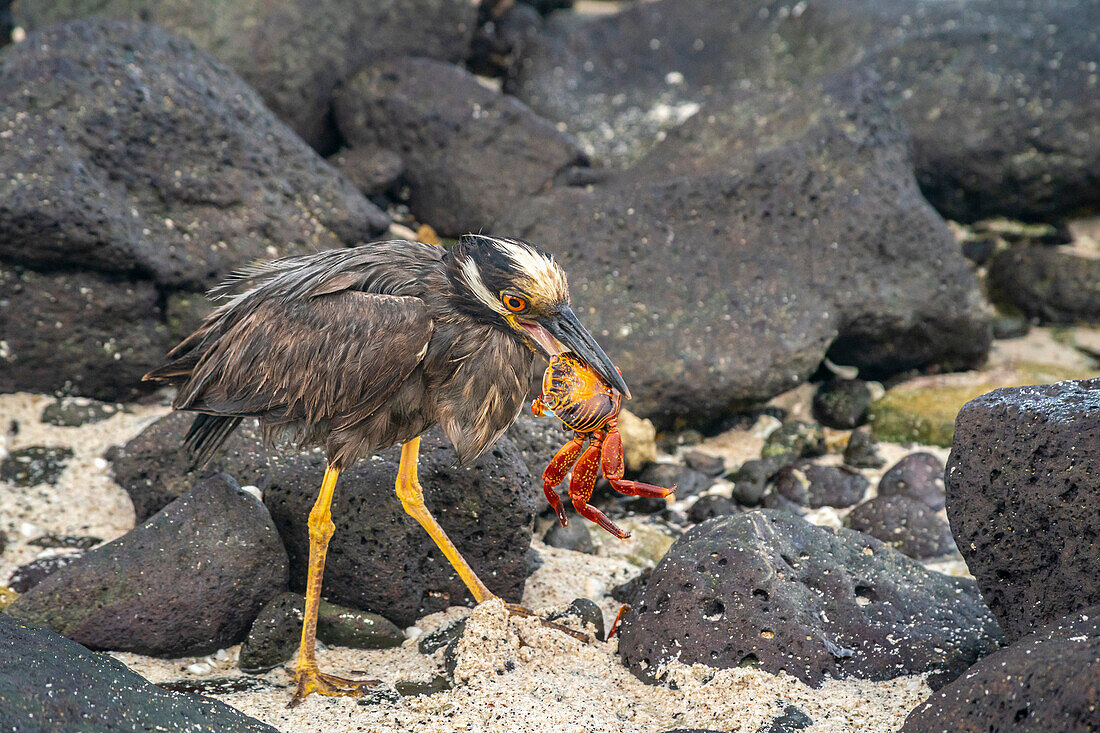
288, 667, 382, 708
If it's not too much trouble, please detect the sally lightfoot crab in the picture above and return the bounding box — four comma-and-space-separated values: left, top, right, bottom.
532, 353, 675, 539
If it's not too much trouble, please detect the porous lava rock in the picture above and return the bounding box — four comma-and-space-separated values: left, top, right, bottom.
0, 267, 169, 400
987, 246, 1100, 325
497, 71, 989, 426
5, 474, 289, 656
263, 427, 539, 626
901, 605, 1100, 733
617, 511, 1001, 688
0, 615, 276, 732
844, 496, 955, 560
335, 57, 587, 236
0, 20, 386, 290
14, 0, 477, 150
510, 0, 1100, 221
772, 462, 869, 509
947, 377, 1100, 641
878, 452, 945, 510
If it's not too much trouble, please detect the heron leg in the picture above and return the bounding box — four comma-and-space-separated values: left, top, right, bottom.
395, 437, 493, 603
290, 465, 380, 707
396, 438, 592, 643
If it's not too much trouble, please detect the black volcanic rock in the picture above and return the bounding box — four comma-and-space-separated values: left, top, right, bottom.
510, 0, 1100, 221
947, 378, 1100, 642
5, 474, 289, 657
14, 0, 477, 150
845, 496, 955, 560
0, 615, 276, 732
107, 412, 281, 522
0, 267, 169, 400
878, 452, 945, 510
812, 380, 872, 430
239, 592, 404, 673
772, 462, 869, 509
617, 511, 1001, 688
988, 246, 1100, 325
0, 20, 386, 291
497, 71, 989, 425
334, 57, 586, 236
901, 606, 1100, 733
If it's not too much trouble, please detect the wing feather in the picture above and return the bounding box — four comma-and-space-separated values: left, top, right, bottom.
175, 291, 433, 431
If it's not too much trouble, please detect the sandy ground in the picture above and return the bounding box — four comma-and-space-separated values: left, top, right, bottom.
1, 325, 1097, 732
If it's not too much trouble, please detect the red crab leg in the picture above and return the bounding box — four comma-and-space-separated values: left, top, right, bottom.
601, 428, 676, 498
542, 435, 586, 527
569, 437, 631, 539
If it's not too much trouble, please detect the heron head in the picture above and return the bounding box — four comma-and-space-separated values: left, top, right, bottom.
445, 234, 631, 399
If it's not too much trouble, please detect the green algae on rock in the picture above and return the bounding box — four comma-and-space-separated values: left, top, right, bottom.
870, 364, 1094, 446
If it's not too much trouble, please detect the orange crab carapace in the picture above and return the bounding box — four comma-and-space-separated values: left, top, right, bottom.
531, 353, 675, 539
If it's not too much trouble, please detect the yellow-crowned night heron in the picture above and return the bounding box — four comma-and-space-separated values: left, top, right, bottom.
143, 234, 629, 705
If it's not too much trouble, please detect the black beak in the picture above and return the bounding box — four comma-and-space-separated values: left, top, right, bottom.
543, 307, 632, 399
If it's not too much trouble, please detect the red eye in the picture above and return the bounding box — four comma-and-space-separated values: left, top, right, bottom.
503, 294, 528, 312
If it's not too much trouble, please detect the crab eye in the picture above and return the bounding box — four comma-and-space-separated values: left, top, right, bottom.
502, 294, 528, 313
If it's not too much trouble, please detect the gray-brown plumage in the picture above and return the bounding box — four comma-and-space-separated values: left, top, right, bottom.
143, 233, 628, 705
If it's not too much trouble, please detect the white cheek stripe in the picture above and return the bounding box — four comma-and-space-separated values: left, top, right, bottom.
460, 256, 508, 315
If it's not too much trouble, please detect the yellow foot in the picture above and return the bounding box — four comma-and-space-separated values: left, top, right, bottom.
504, 602, 592, 643
288, 668, 382, 708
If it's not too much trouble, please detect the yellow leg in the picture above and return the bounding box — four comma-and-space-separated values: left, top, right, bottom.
396, 437, 494, 603
289, 465, 378, 708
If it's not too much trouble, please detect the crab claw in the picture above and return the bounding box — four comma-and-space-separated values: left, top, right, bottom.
601, 429, 675, 498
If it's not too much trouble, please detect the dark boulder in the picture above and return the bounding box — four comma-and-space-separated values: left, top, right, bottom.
901, 606, 1100, 733
14, 0, 477, 151
5, 474, 289, 657
773, 462, 869, 509
0, 615, 276, 732
639, 462, 710, 498
0, 267, 169, 400
845, 496, 955, 560
812, 379, 872, 430
0, 20, 386, 291
682, 451, 726, 477
947, 377, 1100, 642
497, 71, 989, 425
730, 458, 785, 506
617, 511, 1002, 688
107, 412, 283, 522
327, 146, 404, 197
262, 427, 538, 627
334, 57, 586, 236
510, 0, 1100, 221
878, 452, 945, 510
110, 414, 539, 628
987, 246, 1100, 325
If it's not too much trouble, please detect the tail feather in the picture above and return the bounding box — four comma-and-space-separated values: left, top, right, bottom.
183, 414, 243, 470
